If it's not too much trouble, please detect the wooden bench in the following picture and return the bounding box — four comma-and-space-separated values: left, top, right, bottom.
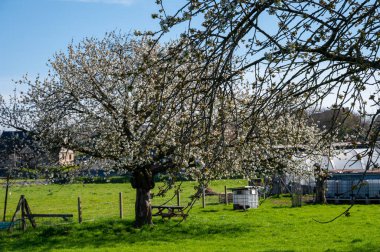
151, 205, 188, 219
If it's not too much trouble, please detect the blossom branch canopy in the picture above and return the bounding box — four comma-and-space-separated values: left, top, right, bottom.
156, 0, 380, 141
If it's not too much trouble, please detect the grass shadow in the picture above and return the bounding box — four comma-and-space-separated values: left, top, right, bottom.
201, 209, 219, 213
271, 205, 291, 209
0, 219, 251, 251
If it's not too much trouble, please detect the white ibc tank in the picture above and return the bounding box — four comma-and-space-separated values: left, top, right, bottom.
231, 186, 259, 210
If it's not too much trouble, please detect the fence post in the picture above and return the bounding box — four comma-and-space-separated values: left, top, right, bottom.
2, 175, 10, 222
119, 192, 123, 219
202, 187, 206, 208
176, 190, 181, 206
291, 181, 302, 207
77, 196, 82, 224
224, 185, 228, 205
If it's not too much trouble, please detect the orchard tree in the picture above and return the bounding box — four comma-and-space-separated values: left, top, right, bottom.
155, 0, 380, 147
0, 33, 207, 227
0, 32, 252, 226
0, 32, 326, 226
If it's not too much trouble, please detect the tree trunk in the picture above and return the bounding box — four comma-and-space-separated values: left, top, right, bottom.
315, 178, 327, 204
131, 169, 155, 227
314, 164, 327, 204
134, 187, 153, 227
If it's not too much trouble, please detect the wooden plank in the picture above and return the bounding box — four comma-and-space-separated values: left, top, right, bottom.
24, 199, 37, 228
151, 205, 184, 209
21, 195, 26, 231
8, 197, 22, 231
160, 213, 173, 218
151, 203, 188, 220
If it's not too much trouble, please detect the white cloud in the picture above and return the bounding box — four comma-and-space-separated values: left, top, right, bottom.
62, 0, 135, 6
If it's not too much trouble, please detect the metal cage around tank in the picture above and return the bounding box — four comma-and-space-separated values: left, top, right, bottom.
229, 186, 259, 210
326, 171, 380, 203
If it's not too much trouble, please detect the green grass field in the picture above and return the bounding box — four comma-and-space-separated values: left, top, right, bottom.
0, 179, 379, 252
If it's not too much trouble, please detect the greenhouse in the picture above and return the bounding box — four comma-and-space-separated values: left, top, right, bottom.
322, 148, 380, 171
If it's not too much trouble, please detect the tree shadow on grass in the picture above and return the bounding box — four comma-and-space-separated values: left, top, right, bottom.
262, 243, 380, 252
348, 243, 380, 252
271, 205, 291, 209
1, 219, 250, 251
201, 209, 219, 213
263, 250, 295, 252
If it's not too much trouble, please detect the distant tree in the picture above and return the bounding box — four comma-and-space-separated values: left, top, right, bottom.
309, 108, 366, 141
0, 131, 57, 178
0, 130, 59, 221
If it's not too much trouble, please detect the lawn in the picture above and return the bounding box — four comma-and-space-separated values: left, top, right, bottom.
0, 179, 379, 252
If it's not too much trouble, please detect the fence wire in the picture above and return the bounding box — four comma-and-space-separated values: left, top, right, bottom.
0, 182, 136, 228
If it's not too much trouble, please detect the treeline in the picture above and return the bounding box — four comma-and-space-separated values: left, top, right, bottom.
308, 108, 378, 142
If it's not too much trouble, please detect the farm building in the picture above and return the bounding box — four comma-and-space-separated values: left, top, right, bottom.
268, 146, 380, 203
323, 148, 380, 202
59, 148, 75, 166
321, 148, 380, 171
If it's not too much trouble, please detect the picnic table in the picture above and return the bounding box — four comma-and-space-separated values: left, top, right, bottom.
151, 205, 188, 219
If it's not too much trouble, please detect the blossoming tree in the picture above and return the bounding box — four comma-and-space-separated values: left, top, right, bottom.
0, 32, 325, 226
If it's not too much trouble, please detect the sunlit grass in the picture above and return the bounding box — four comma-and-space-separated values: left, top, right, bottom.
1, 180, 380, 251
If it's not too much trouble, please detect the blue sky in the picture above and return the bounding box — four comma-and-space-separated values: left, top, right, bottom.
0, 0, 181, 97
0, 1, 375, 114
